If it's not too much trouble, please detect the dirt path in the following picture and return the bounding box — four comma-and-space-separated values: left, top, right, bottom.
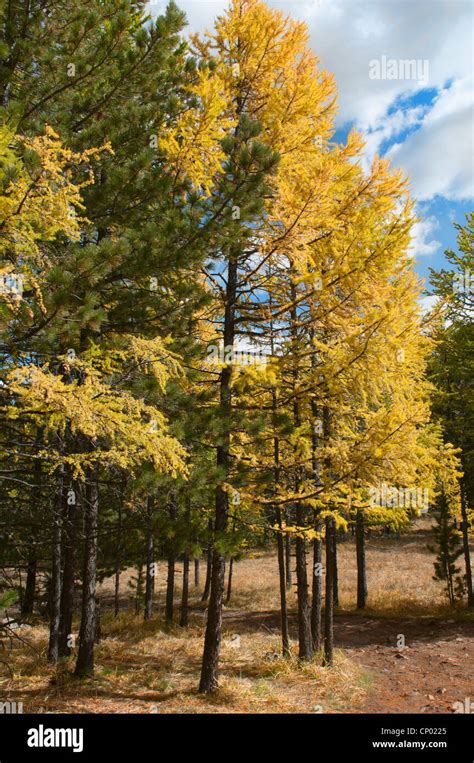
221, 609, 474, 713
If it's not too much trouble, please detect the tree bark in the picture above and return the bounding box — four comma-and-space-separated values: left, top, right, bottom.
180, 497, 191, 627
276, 506, 290, 656
165, 494, 177, 622
271, 381, 290, 657
332, 526, 339, 606
201, 516, 213, 602
58, 475, 79, 657
311, 517, 323, 651
194, 558, 200, 588
225, 557, 234, 604
75, 467, 99, 678
295, 511, 312, 660
47, 469, 64, 663
144, 495, 155, 621
284, 520, 292, 590
323, 516, 335, 666
94, 599, 101, 643
199, 256, 236, 693
23, 444, 42, 616
460, 480, 473, 607
22, 552, 37, 616
356, 508, 368, 609
114, 483, 124, 617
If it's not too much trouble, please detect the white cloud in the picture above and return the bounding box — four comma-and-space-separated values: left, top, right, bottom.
418, 294, 438, 314
409, 216, 441, 258
361, 104, 426, 170
147, 0, 474, 203
299, 0, 472, 130
387, 77, 474, 201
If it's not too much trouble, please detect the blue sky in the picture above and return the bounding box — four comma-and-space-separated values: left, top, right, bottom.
149, 0, 474, 297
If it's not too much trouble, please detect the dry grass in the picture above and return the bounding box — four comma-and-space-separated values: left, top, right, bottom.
0, 616, 369, 714
0, 518, 471, 713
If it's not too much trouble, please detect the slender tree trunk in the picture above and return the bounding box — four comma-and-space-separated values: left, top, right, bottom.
75, 467, 99, 678
194, 558, 200, 588
94, 599, 101, 643
295, 510, 312, 660
58, 473, 79, 657
201, 516, 213, 602
225, 557, 234, 604
290, 286, 312, 661
114, 482, 125, 617
276, 506, 290, 656
48, 469, 64, 663
309, 335, 322, 651
460, 480, 473, 607
356, 509, 368, 609
284, 521, 292, 590
165, 494, 177, 622
332, 527, 339, 606
225, 518, 236, 605
270, 378, 290, 656
311, 517, 323, 651
134, 565, 144, 614
201, 547, 212, 601
23, 443, 42, 616
180, 554, 190, 627
199, 513, 227, 692
180, 497, 191, 627
22, 552, 37, 616
144, 496, 155, 621
324, 516, 335, 666
199, 256, 236, 694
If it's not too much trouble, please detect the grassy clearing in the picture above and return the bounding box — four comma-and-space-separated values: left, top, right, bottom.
0, 614, 369, 713
1, 519, 471, 713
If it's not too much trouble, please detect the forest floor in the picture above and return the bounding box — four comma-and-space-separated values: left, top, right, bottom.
1, 519, 473, 713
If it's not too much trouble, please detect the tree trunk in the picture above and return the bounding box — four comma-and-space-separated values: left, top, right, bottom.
47, 469, 64, 663
284, 522, 292, 590
114, 484, 124, 618
58, 476, 78, 657
180, 497, 191, 627
23, 445, 42, 616
460, 480, 473, 607
199, 526, 227, 692
165, 494, 177, 622
356, 509, 368, 609
332, 526, 339, 606
311, 517, 323, 651
323, 516, 335, 666
225, 557, 234, 604
199, 255, 236, 694
271, 380, 290, 657
94, 599, 101, 643
194, 558, 200, 588
295, 507, 313, 660
75, 467, 99, 678
276, 506, 290, 656
201, 516, 213, 601
134, 565, 144, 614
22, 552, 37, 616
290, 286, 312, 661
144, 495, 155, 621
